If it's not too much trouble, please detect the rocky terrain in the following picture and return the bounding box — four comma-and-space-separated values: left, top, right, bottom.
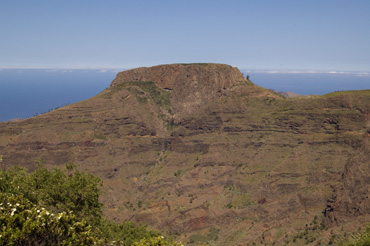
0, 63, 369, 245
277, 91, 302, 98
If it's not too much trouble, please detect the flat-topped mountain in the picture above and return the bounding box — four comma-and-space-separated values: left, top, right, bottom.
0, 63, 369, 245
111, 63, 246, 120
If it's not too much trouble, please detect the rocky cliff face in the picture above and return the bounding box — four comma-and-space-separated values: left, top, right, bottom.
325, 136, 370, 225
111, 63, 245, 120
0, 64, 369, 245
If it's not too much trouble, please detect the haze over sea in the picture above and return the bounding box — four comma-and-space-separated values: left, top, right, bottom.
0, 68, 369, 122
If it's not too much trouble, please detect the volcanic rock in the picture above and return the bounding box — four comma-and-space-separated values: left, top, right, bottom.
0, 63, 370, 245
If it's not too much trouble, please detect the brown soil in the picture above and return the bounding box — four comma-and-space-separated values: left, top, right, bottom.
0, 63, 369, 245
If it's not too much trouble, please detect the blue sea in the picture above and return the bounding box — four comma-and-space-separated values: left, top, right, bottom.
1, 68, 369, 122
245, 71, 370, 95
0, 69, 117, 122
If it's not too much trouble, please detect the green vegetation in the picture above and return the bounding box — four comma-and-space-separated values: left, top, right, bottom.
0, 193, 101, 245
133, 236, 184, 246
98, 219, 162, 245
188, 228, 220, 244
174, 169, 184, 177
129, 81, 171, 110
340, 224, 370, 246
104, 80, 175, 129
321, 89, 370, 98
108, 81, 171, 111
0, 162, 102, 224
0, 163, 180, 245
223, 185, 253, 209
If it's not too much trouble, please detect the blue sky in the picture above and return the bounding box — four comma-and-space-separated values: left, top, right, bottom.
1, 0, 370, 72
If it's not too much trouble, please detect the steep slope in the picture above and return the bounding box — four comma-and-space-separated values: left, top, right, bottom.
0, 64, 369, 245
111, 63, 245, 120
325, 131, 370, 225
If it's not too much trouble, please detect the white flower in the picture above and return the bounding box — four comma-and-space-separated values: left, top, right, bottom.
15, 203, 20, 206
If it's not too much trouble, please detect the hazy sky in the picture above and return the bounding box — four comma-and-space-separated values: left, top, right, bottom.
1, 0, 369, 71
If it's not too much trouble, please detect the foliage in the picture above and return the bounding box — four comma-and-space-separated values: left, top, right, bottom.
125, 81, 171, 110
321, 89, 370, 98
188, 227, 219, 245
0, 162, 103, 224
132, 236, 183, 246
342, 224, 370, 246
0, 163, 175, 245
0, 193, 103, 245
99, 219, 161, 246
108, 81, 171, 110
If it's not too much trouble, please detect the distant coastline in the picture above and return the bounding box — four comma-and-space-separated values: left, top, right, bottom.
1, 68, 369, 122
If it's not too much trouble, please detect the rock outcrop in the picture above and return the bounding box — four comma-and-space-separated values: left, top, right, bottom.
111, 63, 245, 119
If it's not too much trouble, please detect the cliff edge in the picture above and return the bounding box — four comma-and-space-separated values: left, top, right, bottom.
110, 63, 246, 119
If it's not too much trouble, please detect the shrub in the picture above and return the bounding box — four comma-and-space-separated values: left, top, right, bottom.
0, 163, 170, 245
132, 236, 183, 246
0, 193, 103, 245
344, 224, 370, 246
0, 163, 103, 225
99, 219, 161, 246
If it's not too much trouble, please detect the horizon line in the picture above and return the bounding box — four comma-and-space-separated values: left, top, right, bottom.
0, 66, 370, 76
242, 69, 370, 76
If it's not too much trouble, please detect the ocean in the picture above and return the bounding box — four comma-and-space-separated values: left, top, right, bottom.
1, 68, 369, 122
245, 71, 370, 95
0, 69, 117, 121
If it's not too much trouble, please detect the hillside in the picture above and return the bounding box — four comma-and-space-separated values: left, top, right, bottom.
0, 63, 369, 245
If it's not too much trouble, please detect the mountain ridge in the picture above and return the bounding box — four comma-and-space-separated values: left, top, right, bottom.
0, 63, 369, 245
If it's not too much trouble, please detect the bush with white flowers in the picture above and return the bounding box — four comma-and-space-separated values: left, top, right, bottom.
0, 193, 103, 245
0, 164, 182, 246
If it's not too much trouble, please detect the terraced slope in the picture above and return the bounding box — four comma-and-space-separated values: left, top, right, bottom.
0, 64, 369, 245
